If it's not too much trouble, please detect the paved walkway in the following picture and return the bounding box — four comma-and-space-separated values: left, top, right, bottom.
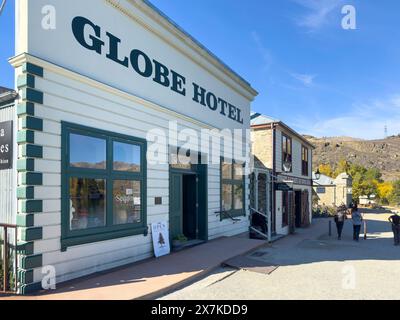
162, 209, 400, 300
1, 234, 265, 300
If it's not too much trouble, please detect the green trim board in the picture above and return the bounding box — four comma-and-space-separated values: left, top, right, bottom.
21, 116, 43, 131
17, 73, 35, 89
17, 102, 35, 116
21, 172, 42, 185
16, 214, 35, 227
17, 241, 34, 256
20, 254, 42, 270
20, 200, 43, 213
61, 121, 148, 250
17, 159, 35, 172
20, 282, 43, 295
22, 62, 44, 78
20, 227, 43, 242
21, 144, 43, 158
17, 186, 35, 199
20, 88, 44, 104
18, 269, 34, 285
61, 226, 148, 251
17, 130, 35, 144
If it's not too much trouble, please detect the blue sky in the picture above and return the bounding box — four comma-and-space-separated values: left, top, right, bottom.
1, 0, 400, 139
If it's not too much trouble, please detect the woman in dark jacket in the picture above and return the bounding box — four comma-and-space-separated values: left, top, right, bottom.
334, 204, 347, 240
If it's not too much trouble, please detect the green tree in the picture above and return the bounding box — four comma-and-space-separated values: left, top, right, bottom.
334, 159, 351, 177
389, 180, 400, 205
318, 163, 334, 178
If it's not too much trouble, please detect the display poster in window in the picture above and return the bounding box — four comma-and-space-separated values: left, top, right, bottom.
0, 121, 12, 170
151, 221, 171, 258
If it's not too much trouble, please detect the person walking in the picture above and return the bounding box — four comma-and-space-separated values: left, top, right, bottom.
388, 212, 400, 246
334, 204, 347, 240
351, 204, 363, 242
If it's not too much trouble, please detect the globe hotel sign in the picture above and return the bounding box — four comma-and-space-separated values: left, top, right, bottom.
72, 16, 244, 124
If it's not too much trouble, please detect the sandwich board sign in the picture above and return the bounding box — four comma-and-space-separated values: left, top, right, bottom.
0, 121, 12, 170
151, 221, 171, 258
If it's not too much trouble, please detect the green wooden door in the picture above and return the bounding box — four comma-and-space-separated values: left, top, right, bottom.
169, 173, 183, 240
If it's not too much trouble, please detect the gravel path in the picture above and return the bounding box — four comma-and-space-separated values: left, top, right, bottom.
161, 209, 400, 300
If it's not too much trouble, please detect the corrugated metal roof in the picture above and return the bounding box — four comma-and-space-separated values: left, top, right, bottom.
0, 87, 17, 107
250, 112, 279, 126
0, 86, 13, 94
312, 173, 335, 185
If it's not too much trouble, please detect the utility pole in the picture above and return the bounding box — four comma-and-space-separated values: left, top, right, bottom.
384, 124, 388, 139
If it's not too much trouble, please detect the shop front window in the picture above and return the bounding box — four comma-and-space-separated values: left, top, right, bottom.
70, 134, 106, 169
70, 178, 106, 230
113, 180, 141, 225
62, 122, 147, 249
113, 142, 141, 172
221, 158, 246, 219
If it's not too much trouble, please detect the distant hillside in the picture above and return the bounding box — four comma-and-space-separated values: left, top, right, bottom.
305, 135, 400, 181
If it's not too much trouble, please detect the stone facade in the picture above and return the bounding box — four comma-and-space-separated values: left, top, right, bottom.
313, 172, 353, 207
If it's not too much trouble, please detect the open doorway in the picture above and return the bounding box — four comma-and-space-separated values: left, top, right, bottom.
169, 163, 207, 250
182, 174, 197, 240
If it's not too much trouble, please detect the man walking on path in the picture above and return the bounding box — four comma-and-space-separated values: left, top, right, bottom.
388, 212, 400, 246
351, 204, 363, 242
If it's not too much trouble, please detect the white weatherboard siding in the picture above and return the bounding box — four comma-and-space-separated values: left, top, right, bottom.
12, 56, 251, 284
13, 0, 255, 286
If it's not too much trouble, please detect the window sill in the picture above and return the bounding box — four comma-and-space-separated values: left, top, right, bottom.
220, 210, 246, 221
61, 226, 148, 251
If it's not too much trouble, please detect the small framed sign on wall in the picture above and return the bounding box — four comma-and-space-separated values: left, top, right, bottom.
0, 121, 13, 170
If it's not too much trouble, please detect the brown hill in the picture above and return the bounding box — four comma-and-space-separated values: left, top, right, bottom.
305, 135, 400, 181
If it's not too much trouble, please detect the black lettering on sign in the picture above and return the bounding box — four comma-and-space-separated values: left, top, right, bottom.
72, 16, 245, 124
0, 121, 13, 170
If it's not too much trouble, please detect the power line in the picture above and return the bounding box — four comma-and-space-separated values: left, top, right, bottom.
0, 0, 6, 16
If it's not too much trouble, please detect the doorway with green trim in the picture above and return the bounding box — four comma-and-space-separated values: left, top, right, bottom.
169, 155, 208, 249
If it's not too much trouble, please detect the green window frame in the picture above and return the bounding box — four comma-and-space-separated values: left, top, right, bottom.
61, 122, 147, 250
220, 158, 246, 220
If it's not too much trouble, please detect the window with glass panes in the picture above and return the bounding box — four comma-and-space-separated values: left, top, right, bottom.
282, 133, 292, 172
220, 158, 245, 219
61, 122, 147, 249
302, 145, 309, 176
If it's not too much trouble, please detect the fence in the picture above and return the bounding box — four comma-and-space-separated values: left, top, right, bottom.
0, 223, 18, 293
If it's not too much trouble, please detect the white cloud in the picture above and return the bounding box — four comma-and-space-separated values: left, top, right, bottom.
292, 95, 400, 139
290, 73, 317, 86
293, 0, 344, 30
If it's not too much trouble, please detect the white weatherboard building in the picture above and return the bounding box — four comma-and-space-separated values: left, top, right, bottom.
1, 0, 257, 293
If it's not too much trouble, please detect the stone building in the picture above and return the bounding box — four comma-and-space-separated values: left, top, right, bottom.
312, 172, 353, 207
251, 113, 314, 237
